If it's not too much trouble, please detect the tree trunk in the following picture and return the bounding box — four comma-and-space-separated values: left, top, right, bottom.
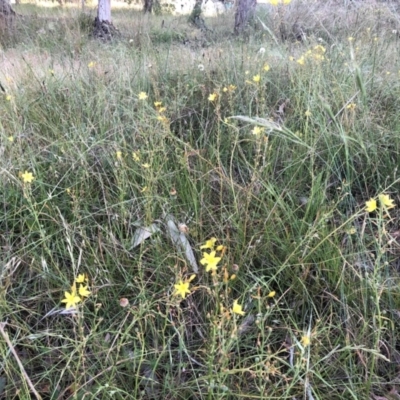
97, 0, 111, 23
189, 0, 207, 30
143, 0, 152, 13
0, 0, 16, 17
93, 0, 118, 40
234, 0, 256, 35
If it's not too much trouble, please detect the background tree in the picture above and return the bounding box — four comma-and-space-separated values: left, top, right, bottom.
234, 0, 256, 34
189, 0, 207, 30
0, 0, 15, 17
94, 0, 118, 40
143, 0, 153, 13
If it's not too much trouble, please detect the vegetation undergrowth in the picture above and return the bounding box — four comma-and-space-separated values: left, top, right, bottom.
1, 1, 400, 399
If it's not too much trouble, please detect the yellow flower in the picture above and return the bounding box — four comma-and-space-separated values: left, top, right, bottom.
253, 74, 261, 83
223, 87, 228, 92
228, 84, 237, 92
142, 163, 150, 169
157, 107, 166, 113
348, 37, 354, 42
138, 92, 148, 100
232, 299, 245, 316
78, 284, 91, 298
267, 291, 276, 298
157, 115, 169, 124
304, 110, 312, 117
174, 280, 191, 299
346, 103, 357, 111
313, 45, 326, 54
252, 126, 263, 135
21, 171, 34, 183
296, 56, 305, 66
75, 274, 87, 283
263, 63, 270, 72
132, 152, 140, 162
8, 136, 14, 142
6, 94, 12, 101
154, 101, 162, 108
208, 93, 217, 102
116, 151, 122, 160
200, 251, 221, 272
200, 237, 217, 250
378, 194, 395, 209
49, 69, 55, 76
301, 335, 311, 347
365, 198, 377, 212
88, 61, 96, 68
140, 186, 148, 193
61, 287, 81, 309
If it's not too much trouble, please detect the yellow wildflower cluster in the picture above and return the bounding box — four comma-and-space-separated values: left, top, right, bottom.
154, 100, 169, 124
172, 237, 248, 318
222, 84, 237, 93
200, 237, 226, 272
154, 101, 166, 114
365, 194, 396, 213
296, 45, 326, 65
61, 274, 91, 309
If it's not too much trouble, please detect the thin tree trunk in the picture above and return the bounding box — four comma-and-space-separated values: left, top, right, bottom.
143, 0, 152, 13
190, 0, 202, 21
0, 0, 16, 16
97, 0, 111, 23
234, 0, 256, 35
93, 0, 118, 40
189, 0, 206, 30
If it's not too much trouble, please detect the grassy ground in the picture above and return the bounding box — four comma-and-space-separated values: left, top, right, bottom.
1, 1, 400, 399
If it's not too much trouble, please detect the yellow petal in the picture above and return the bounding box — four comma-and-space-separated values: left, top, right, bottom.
232, 299, 245, 316
174, 280, 191, 299
200, 238, 217, 250
378, 194, 395, 209
78, 284, 91, 298
75, 274, 86, 283
365, 198, 377, 212
301, 335, 311, 347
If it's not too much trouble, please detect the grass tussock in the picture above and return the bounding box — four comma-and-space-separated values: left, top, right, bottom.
1, 0, 400, 399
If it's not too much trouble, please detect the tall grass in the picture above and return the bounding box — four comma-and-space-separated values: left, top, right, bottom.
1, 1, 400, 399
